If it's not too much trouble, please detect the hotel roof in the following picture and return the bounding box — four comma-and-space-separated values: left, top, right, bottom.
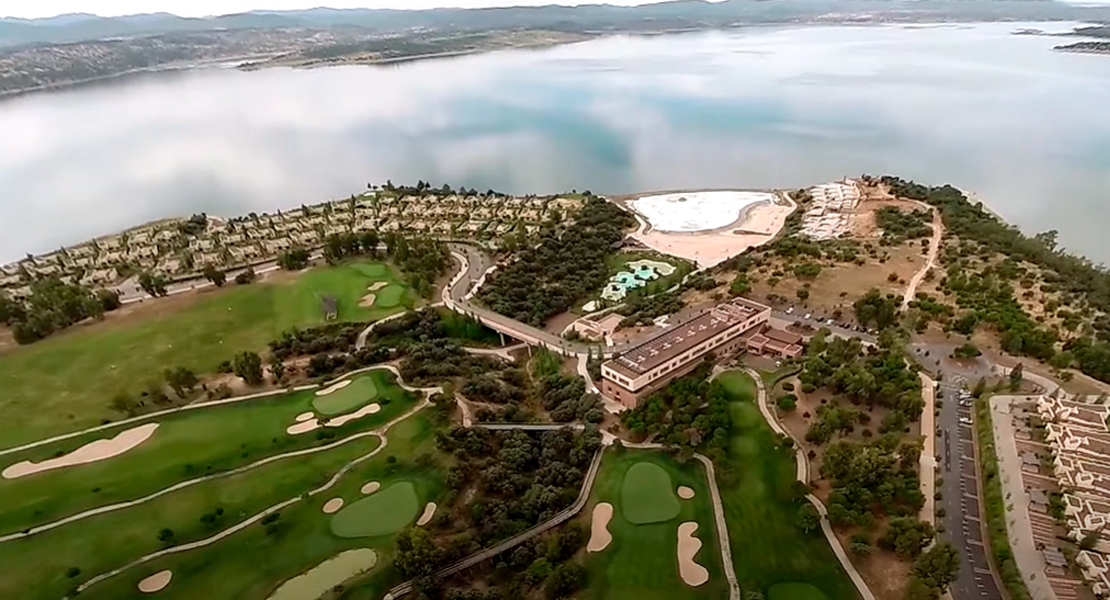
608, 298, 768, 377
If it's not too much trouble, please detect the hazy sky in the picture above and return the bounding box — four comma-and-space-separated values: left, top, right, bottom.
2, 0, 681, 19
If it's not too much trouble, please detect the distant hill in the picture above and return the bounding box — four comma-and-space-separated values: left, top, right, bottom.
2, 0, 1109, 48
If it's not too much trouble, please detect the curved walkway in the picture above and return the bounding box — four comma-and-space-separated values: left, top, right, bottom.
2, 367, 429, 544
744, 368, 876, 600
901, 206, 944, 310
74, 390, 435, 595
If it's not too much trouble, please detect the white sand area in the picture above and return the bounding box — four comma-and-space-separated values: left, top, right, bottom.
587, 502, 614, 552
3, 423, 160, 479
322, 498, 345, 514
416, 502, 437, 526
295, 412, 315, 422
368, 282, 389, 292
316, 380, 352, 396
631, 191, 775, 233
361, 481, 381, 495
285, 403, 381, 435
633, 201, 793, 269
677, 522, 709, 586
677, 486, 695, 499
138, 570, 173, 593
358, 294, 377, 307
266, 549, 377, 600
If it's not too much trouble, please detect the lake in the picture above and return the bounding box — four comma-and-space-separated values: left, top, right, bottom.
2, 21, 1109, 263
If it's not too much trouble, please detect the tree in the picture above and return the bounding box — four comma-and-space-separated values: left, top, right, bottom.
797, 504, 820, 533
912, 542, 959, 591
278, 248, 310, 271
854, 288, 900, 330
394, 528, 443, 579
233, 351, 264, 385
1009, 363, 1024, 392
796, 288, 810, 301
952, 342, 981, 359
235, 267, 257, 285
157, 528, 174, 542
269, 355, 286, 385
97, 289, 122, 311
163, 366, 199, 398
879, 517, 935, 558
544, 563, 586, 599
138, 272, 168, 297
203, 265, 226, 287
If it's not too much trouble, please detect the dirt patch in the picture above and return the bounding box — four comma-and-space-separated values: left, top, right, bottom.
137, 570, 173, 593
360, 481, 381, 495
416, 502, 437, 526
323, 498, 345, 514
316, 380, 352, 396
3, 423, 159, 479
677, 486, 695, 499
587, 502, 614, 552
0, 326, 16, 356
676, 522, 709, 587
838, 530, 912, 600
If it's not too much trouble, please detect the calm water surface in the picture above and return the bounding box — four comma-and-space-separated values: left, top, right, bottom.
2, 22, 1109, 263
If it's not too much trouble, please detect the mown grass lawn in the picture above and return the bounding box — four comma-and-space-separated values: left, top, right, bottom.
0, 369, 415, 536
0, 261, 412, 448
715, 371, 859, 600
65, 411, 442, 600
583, 449, 729, 600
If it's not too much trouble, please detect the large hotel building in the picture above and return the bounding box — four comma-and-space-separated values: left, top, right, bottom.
600, 297, 802, 408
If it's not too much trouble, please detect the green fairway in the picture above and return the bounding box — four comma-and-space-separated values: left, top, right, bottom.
620, 462, 681, 525
0, 260, 413, 449
312, 375, 380, 416
584, 450, 728, 600
329, 481, 421, 538
49, 411, 442, 600
715, 371, 860, 600
0, 369, 416, 536
374, 285, 406, 308
768, 582, 829, 600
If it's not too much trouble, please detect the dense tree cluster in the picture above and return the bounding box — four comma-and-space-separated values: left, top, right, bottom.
531, 350, 604, 423
875, 206, 932, 244
821, 436, 926, 531
618, 290, 685, 327
0, 277, 118, 344
904, 542, 960, 600
322, 230, 380, 264
268, 322, 364, 360
621, 362, 731, 461
277, 248, 311, 270
479, 197, 635, 326
853, 288, 901, 330
805, 404, 862, 444
383, 233, 451, 298
798, 334, 922, 428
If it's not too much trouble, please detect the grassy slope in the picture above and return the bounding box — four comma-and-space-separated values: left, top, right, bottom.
0, 261, 411, 448
0, 369, 415, 535
75, 411, 441, 600
584, 449, 729, 600
715, 371, 860, 600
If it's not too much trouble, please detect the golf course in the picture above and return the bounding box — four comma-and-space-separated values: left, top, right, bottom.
583, 449, 729, 600
715, 371, 859, 600
0, 260, 415, 448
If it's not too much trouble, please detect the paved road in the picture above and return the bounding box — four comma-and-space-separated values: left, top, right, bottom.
911, 344, 1003, 600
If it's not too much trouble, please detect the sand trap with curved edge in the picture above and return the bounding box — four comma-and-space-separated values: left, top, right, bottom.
323, 498, 345, 514
677, 522, 709, 587
677, 486, 695, 499
416, 502, 437, 526
4, 423, 159, 479
295, 412, 315, 422
266, 549, 377, 600
138, 570, 172, 593
316, 380, 353, 396
587, 502, 614, 552
358, 294, 377, 307
286, 404, 380, 435
368, 281, 389, 292
361, 481, 381, 495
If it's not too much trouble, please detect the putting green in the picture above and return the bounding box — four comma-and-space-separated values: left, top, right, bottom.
330, 481, 420, 538
352, 263, 388, 278
312, 377, 380, 416
374, 285, 406, 308
620, 462, 681, 525
768, 582, 829, 600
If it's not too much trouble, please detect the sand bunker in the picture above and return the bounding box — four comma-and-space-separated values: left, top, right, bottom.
4, 423, 159, 479
587, 502, 614, 552
266, 549, 377, 600
677, 522, 709, 587
286, 403, 381, 435
323, 498, 345, 514
316, 380, 353, 396
361, 481, 381, 495
295, 412, 315, 422
138, 570, 173, 593
416, 502, 437, 526
368, 281, 389, 292
677, 486, 696, 499
358, 294, 377, 308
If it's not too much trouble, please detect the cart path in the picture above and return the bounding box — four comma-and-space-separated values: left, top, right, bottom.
901, 206, 945, 311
